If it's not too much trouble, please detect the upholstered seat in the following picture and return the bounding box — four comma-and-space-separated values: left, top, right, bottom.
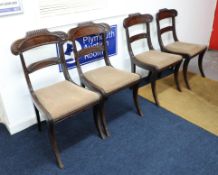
35, 80, 100, 120
84, 66, 141, 94
166, 41, 207, 57
135, 50, 182, 70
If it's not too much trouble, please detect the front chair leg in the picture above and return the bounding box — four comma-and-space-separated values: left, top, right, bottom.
132, 84, 143, 116
48, 121, 64, 169
198, 49, 206, 77
174, 61, 182, 92
34, 105, 41, 132
93, 105, 107, 139
99, 101, 110, 137
183, 58, 191, 90
150, 71, 160, 106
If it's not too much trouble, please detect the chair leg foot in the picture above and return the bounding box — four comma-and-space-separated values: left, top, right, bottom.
34, 105, 41, 132
198, 49, 206, 77
93, 105, 107, 139
183, 58, 191, 90
150, 71, 160, 106
174, 61, 182, 92
132, 84, 143, 116
48, 121, 64, 169
99, 102, 110, 137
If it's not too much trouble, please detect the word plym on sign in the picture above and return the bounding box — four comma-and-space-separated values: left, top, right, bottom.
62, 25, 117, 70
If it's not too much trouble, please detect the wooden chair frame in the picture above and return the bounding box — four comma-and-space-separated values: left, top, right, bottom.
156, 8, 207, 89
123, 13, 182, 105
11, 29, 105, 169
68, 22, 143, 137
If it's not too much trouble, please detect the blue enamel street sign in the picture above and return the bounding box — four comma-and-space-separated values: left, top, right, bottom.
61, 24, 117, 70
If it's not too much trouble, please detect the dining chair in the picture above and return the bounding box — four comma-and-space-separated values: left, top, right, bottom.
123, 13, 182, 106
11, 29, 105, 169
67, 22, 143, 137
156, 8, 207, 89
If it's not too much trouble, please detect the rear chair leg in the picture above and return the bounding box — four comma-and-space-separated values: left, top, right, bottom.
48, 121, 64, 169
147, 71, 152, 79
132, 84, 143, 116
34, 105, 41, 131
174, 61, 182, 92
198, 49, 206, 77
131, 63, 136, 73
81, 83, 85, 88
183, 58, 191, 90
99, 101, 110, 137
93, 105, 107, 139
150, 71, 160, 106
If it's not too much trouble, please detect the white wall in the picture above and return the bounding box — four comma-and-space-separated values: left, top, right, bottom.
0, 0, 216, 134
0, 95, 6, 123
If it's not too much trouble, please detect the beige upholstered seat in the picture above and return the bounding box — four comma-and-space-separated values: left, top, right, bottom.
84, 66, 141, 94
166, 41, 207, 57
35, 80, 100, 120
135, 50, 182, 70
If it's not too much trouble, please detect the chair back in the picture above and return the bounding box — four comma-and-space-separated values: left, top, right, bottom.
123, 13, 154, 59
156, 8, 179, 50
11, 29, 71, 92
67, 23, 112, 79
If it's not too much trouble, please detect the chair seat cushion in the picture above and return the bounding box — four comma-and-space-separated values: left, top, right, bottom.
135, 50, 182, 70
166, 41, 207, 57
35, 80, 100, 120
84, 66, 140, 94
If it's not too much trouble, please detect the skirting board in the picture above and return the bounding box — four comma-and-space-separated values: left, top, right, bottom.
6, 116, 41, 135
